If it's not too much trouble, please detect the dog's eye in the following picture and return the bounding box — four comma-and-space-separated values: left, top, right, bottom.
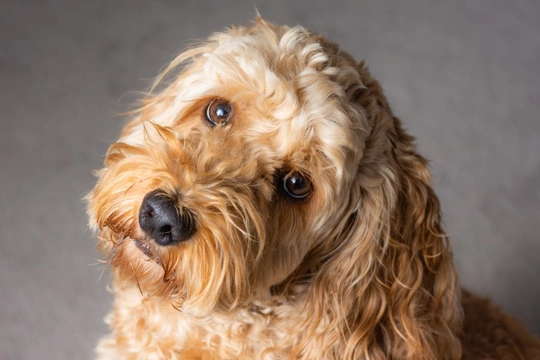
205, 99, 233, 126
282, 172, 312, 200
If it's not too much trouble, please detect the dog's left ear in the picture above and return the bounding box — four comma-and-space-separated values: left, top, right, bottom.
290, 63, 463, 359
372, 112, 464, 359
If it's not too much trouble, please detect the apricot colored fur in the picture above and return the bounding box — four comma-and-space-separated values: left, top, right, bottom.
87, 19, 540, 359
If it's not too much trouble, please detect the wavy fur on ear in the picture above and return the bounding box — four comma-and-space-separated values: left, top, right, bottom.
287, 64, 462, 360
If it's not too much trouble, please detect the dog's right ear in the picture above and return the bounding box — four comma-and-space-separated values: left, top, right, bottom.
287, 61, 463, 359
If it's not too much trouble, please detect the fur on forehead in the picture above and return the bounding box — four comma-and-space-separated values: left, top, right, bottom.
124, 18, 370, 183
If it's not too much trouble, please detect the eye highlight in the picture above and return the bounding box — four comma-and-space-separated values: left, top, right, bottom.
205, 99, 233, 126
281, 172, 312, 200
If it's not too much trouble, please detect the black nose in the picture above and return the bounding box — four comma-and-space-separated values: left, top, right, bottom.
138, 190, 196, 246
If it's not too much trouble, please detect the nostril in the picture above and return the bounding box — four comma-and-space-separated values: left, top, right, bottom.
159, 225, 172, 234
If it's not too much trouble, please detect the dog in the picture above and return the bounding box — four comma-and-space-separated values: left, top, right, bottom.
87, 18, 540, 359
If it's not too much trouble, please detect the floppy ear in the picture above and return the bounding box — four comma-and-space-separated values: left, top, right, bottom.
382, 115, 463, 359
292, 65, 463, 359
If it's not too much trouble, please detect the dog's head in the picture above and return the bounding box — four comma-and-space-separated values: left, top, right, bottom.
87, 19, 461, 358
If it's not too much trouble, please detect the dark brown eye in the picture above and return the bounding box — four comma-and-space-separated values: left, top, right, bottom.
282, 172, 312, 200
205, 99, 233, 126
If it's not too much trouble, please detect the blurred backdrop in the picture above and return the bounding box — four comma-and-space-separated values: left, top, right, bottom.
1, 0, 539, 358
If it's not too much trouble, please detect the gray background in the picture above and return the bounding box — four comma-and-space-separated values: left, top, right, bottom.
1, 0, 539, 358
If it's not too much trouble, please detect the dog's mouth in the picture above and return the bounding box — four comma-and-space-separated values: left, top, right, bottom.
133, 237, 156, 258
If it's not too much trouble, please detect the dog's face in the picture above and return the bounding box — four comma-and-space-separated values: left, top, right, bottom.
88, 20, 371, 314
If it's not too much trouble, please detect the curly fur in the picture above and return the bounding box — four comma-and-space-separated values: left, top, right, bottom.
86, 18, 540, 359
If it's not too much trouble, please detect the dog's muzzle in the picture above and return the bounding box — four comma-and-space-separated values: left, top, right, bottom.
139, 189, 196, 246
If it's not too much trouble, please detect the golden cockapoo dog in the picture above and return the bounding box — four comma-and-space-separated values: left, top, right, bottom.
87, 19, 540, 359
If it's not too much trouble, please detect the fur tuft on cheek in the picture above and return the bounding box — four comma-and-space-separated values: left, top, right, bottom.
175, 203, 266, 315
